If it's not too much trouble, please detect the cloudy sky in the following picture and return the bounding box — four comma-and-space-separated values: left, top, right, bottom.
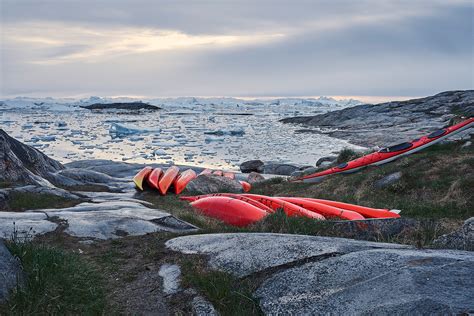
1, 0, 472, 99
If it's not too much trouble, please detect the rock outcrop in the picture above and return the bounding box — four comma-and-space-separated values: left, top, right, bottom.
185, 174, 243, 195
0, 129, 64, 186
167, 233, 474, 315
281, 90, 474, 147
433, 217, 474, 251
0, 240, 23, 303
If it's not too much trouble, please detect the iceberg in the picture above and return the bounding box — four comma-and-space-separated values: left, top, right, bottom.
109, 123, 161, 137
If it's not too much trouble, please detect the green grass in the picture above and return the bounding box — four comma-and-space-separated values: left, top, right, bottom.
0, 242, 106, 315
7, 192, 80, 211
181, 258, 262, 316
252, 142, 474, 220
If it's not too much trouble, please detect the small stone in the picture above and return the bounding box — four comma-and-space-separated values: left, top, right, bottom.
192, 295, 219, 316
315, 156, 338, 167
158, 264, 181, 295
374, 171, 402, 188
247, 172, 265, 184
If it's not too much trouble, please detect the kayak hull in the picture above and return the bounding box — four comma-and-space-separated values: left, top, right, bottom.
174, 169, 197, 194
303, 198, 400, 218
242, 194, 325, 220
158, 166, 180, 195
133, 166, 153, 190
146, 168, 163, 190
190, 196, 268, 227
277, 197, 365, 220
296, 118, 474, 182
180, 193, 274, 213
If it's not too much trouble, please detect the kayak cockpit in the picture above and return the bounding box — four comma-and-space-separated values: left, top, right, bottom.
378, 142, 413, 153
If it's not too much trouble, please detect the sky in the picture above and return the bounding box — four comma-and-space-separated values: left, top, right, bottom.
1, 0, 473, 100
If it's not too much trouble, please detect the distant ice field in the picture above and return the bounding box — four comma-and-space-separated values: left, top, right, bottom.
0, 96, 365, 170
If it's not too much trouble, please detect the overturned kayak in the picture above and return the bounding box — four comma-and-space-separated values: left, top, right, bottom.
181, 193, 275, 213
223, 171, 235, 179
146, 168, 163, 191
277, 197, 365, 220
174, 169, 197, 194
302, 198, 401, 219
190, 196, 268, 227
242, 194, 325, 220
158, 166, 180, 195
212, 170, 224, 176
294, 117, 474, 182
239, 180, 252, 192
199, 168, 213, 175
133, 166, 153, 190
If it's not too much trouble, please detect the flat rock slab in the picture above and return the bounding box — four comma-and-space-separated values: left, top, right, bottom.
0, 212, 57, 240
165, 233, 410, 277
256, 248, 474, 315
0, 240, 23, 303
0, 201, 196, 240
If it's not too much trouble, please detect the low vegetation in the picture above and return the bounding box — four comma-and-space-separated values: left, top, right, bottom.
4, 192, 80, 212
1, 241, 106, 315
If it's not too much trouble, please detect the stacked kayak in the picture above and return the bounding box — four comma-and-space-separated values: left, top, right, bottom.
180, 194, 401, 227
293, 117, 474, 182
133, 166, 251, 194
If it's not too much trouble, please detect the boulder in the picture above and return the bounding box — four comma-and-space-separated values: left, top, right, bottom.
192, 296, 219, 316
0, 240, 23, 303
433, 217, 474, 251
374, 171, 402, 188
0, 129, 64, 186
316, 156, 337, 167
256, 248, 474, 315
263, 163, 299, 176
247, 172, 265, 184
185, 174, 243, 195
166, 233, 409, 277
239, 160, 264, 173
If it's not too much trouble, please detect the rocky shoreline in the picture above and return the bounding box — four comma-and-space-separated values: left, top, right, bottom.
281, 90, 474, 147
1, 92, 473, 314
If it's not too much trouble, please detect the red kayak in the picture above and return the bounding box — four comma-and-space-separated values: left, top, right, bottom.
303, 198, 400, 218
181, 193, 274, 213
133, 166, 153, 190
239, 180, 252, 192
199, 168, 213, 175
174, 169, 197, 194
146, 168, 163, 191
294, 117, 474, 182
277, 197, 365, 220
242, 194, 325, 220
223, 172, 235, 179
190, 196, 268, 227
212, 170, 224, 176
158, 166, 180, 195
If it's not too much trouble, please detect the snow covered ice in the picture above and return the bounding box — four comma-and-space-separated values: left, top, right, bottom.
0, 96, 365, 169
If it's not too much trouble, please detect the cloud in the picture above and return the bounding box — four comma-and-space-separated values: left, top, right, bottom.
1, 0, 472, 97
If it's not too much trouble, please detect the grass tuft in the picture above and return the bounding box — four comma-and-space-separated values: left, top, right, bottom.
1, 242, 106, 315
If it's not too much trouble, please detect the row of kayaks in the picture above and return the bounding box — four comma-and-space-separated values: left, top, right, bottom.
293, 117, 474, 182
133, 166, 252, 194
181, 193, 401, 227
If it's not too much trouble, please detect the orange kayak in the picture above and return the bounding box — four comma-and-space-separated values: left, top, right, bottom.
303, 198, 400, 218
190, 196, 268, 227
223, 172, 235, 179
174, 169, 197, 194
199, 168, 212, 175
146, 168, 163, 191
239, 181, 252, 192
277, 197, 365, 220
242, 194, 325, 220
180, 193, 274, 213
212, 170, 224, 176
158, 166, 180, 195
133, 166, 153, 190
